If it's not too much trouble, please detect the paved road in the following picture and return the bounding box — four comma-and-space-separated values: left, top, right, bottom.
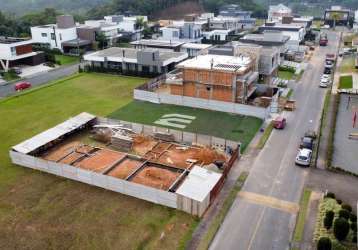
210, 31, 340, 250
0, 63, 79, 98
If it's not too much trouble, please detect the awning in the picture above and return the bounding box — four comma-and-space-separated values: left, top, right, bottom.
62, 39, 92, 47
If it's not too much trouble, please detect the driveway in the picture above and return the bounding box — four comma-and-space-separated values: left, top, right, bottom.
210, 31, 340, 250
0, 63, 79, 98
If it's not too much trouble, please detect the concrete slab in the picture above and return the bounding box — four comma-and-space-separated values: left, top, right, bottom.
19, 64, 54, 78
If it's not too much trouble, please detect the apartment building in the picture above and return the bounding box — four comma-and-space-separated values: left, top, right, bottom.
0, 37, 45, 72
167, 54, 258, 104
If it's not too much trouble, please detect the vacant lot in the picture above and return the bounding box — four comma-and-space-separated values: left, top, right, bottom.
110, 101, 263, 151
0, 73, 198, 250
339, 56, 355, 74
55, 54, 79, 65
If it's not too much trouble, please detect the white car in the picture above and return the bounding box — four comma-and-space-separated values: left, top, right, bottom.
325, 61, 334, 68
321, 74, 331, 80
320, 78, 330, 88
295, 148, 312, 166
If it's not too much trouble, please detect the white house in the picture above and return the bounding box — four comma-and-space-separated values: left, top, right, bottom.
159, 19, 206, 43
268, 4, 292, 21
31, 15, 77, 51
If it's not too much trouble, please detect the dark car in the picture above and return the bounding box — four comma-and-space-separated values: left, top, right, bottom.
324, 68, 332, 74
14, 81, 31, 91
300, 136, 314, 150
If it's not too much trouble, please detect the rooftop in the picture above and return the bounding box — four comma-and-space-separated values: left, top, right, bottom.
0, 37, 32, 45
130, 39, 185, 48
177, 54, 252, 72
181, 43, 213, 50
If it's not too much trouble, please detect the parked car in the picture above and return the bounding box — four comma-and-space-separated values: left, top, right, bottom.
300, 136, 314, 150
14, 81, 31, 91
325, 60, 334, 69
320, 78, 331, 88
273, 117, 286, 129
295, 148, 312, 167
324, 68, 332, 74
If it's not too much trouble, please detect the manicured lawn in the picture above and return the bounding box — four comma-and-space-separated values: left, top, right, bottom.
110, 101, 263, 152
292, 189, 311, 243
278, 70, 295, 80
0, 73, 197, 250
55, 54, 79, 65
339, 75, 353, 89
2, 71, 20, 81
256, 122, 273, 149
339, 56, 355, 74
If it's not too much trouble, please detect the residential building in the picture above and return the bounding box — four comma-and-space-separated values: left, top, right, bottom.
130, 39, 184, 52
324, 6, 353, 28
180, 43, 212, 57
83, 47, 188, 76
83, 20, 123, 47
31, 15, 78, 52
166, 54, 259, 104
0, 37, 45, 72
268, 4, 292, 21
218, 4, 256, 29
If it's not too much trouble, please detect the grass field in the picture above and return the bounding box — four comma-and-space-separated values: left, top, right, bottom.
278, 70, 295, 80
339, 56, 355, 74
0, 73, 198, 250
110, 101, 263, 151
55, 54, 79, 65
339, 75, 353, 89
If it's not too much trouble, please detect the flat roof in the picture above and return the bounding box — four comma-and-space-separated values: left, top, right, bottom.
181, 43, 213, 50
0, 37, 32, 45
177, 54, 252, 72
12, 113, 96, 154
176, 166, 222, 202
130, 39, 184, 48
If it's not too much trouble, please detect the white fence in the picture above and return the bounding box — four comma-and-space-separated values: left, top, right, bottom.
9, 150, 178, 208
134, 89, 269, 120
97, 117, 240, 151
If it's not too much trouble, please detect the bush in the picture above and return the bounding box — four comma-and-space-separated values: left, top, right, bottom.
336, 199, 342, 204
341, 203, 352, 212
78, 66, 83, 73
351, 222, 357, 232
338, 209, 350, 220
317, 237, 332, 250
353, 235, 357, 243
324, 211, 335, 229
333, 218, 350, 241
350, 213, 357, 222
325, 192, 335, 199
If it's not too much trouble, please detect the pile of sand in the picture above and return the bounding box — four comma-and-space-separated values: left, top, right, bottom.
131, 166, 180, 190
196, 147, 227, 165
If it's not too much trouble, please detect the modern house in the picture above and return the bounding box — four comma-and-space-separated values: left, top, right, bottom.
130, 39, 184, 52
218, 4, 256, 29
324, 6, 353, 28
166, 54, 259, 104
0, 37, 45, 72
83, 47, 188, 76
180, 43, 212, 57
268, 4, 292, 21
31, 15, 79, 52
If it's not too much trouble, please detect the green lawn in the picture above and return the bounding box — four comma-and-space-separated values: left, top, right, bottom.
110, 101, 263, 152
256, 122, 273, 149
0, 73, 197, 250
278, 70, 295, 80
292, 189, 312, 243
55, 54, 79, 65
339, 75, 353, 89
339, 56, 355, 74
2, 71, 20, 81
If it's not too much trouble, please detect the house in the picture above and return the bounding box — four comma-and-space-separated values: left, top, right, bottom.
180, 43, 212, 57
0, 37, 46, 72
31, 15, 79, 52
167, 54, 259, 104
218, 4, 256, 29
105, 15, 147, 40
268, 4, 292, 21
83, 20, 123, 47
324, 6, 353, 28
130, 39, 184, 52
83, 47, 188, 76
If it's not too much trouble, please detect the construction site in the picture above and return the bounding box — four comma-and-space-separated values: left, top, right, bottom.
10, 113, 240, 216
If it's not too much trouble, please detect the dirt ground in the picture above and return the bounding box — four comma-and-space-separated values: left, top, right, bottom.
74, 149, 126, 173
42, 141, 82, 161
131, 166, 181, 190
132, 135, 158, 156
107, 158, 144, 179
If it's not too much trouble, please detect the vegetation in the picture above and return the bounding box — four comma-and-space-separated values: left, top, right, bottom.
338, 209, 350, 220
333, 218, 350, 241
278, 66, 296, 80
110, 101, 262, 152
324, 211, 335, 230
55, 55, 79, 65
292, 189, 312, 243
256, 122, 273, 149
2, 69, 20, 81
338, 75, 353, 89
317, 237, 332, 250
0, 73, 199, 249
197, 172, 248, 250
338, 56, 355, 74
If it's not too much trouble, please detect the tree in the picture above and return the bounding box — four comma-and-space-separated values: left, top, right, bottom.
338, 209, 350, 220
317, 237, 332, 250
324, 211, 335, 229
333, 218, 350, 241
341, 203, 352, 212
96, 32, 108, 50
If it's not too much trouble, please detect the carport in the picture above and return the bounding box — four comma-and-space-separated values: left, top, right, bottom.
62, 39, 92, 55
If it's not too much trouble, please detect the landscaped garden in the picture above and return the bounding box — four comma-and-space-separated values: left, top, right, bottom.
339, 75, 353, 89
314, 192, 357, 250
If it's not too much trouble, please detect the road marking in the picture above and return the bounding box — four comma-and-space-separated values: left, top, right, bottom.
238, 191, 299, 214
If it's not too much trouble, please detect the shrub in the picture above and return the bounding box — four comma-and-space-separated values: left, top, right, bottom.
351, 222, 357, 232
350, 213, 357, 222
333, 218, 350, 241
317, 237, 332, 250
325, 192, 335, 199
78, 66, 83, 73
341, 203, 352, 212
336, 199, 342, 204
353, 235, 357, 243
324, 211, 335, 229
338, 209, 350, 220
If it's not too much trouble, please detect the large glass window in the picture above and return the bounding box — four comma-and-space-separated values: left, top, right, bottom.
51, 33, 55, 40
41, 33, 47, 37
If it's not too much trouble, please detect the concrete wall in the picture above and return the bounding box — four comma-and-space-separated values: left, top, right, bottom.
134, 89, 268, 119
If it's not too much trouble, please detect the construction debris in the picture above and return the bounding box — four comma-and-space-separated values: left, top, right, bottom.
154, 131, 175, 142
111, 133, 133, 152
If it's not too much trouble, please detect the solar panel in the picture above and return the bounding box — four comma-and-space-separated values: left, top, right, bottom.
214, 63, 241, 70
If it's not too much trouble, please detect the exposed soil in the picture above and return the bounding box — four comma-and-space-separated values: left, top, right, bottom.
131, 166, 181, 190
42, 141, 82, 161
107, 158, 144, 179
74, 149, 126, 173
132, 135, 158, 156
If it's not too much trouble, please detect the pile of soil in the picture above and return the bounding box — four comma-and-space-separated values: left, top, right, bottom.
196, 147, 227, 165
131, 166, 180, 190
132, 135, 157, 155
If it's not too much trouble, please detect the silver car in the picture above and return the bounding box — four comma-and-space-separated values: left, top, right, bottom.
295, 148, 312, 167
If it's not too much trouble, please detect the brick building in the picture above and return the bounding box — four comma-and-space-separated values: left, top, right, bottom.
167, 54, 258, 103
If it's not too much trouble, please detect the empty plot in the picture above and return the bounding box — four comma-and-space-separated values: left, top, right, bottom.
107, 158, 145, 179
42, 141, 82, 161
131, 165, 181, 190
132, 135, 158, 155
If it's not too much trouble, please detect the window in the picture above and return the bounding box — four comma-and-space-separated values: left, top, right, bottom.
51, 33, 55, 40
10, 47, 16, 56
59, 34, 62, 41
41, 33, 47, 37
173, 31, 179, 37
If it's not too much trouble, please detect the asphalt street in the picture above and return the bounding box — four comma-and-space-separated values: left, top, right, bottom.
0, 63, 79, 98
210, 31, 340, 250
